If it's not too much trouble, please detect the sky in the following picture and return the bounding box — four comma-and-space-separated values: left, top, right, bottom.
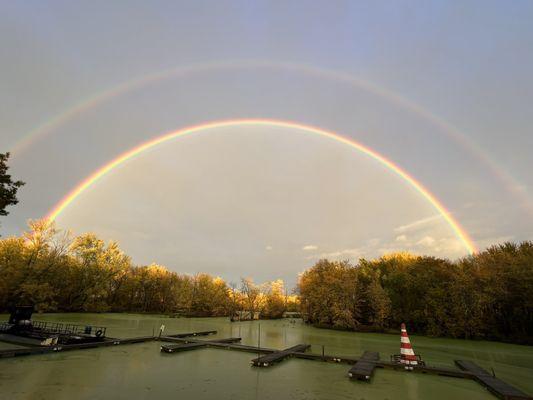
1, 1, 532, 286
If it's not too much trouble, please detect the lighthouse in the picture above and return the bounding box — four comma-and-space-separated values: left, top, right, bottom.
391, 323, 425, 369
400, 323, 418, 369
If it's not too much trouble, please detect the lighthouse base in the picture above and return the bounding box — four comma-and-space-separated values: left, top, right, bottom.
390, 354, 426, 367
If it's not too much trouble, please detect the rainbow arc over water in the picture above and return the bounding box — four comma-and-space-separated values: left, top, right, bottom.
45, 119, 477, 254
10, 60, 530, 218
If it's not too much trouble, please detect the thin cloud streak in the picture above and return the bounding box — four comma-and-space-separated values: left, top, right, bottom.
394, 214, 442, 233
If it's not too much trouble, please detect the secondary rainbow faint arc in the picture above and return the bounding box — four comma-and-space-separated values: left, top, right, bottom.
45, 119, 477, 254
11, 59, 532, 217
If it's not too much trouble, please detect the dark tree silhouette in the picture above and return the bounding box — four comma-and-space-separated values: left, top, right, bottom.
0, 152, 25, 217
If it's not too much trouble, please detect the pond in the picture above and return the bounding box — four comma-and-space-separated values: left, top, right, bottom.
0, 313, 531, 400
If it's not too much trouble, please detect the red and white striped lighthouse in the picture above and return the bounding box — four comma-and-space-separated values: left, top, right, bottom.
400, 323, 418, 369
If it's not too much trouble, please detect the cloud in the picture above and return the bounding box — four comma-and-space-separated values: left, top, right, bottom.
265, 245, 273, 251
308, 247, 362, 260
302, 245, 318, 251
304, 231, 469, 263
305, 239, 383, 261
394, 215, 442, 233
395, 234, 407, 242
416, 236, 436, 247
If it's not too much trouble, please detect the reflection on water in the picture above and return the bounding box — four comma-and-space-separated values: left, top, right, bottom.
0, 313, 531, 400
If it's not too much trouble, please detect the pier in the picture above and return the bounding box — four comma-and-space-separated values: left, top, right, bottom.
160, 342, 207, 353
251, 344, 310, 367
0, 329, 531, 400
0, 335, 155, 359
160, 337, 242, 353
0, 330, 222, 359
160, 335, 276, 354
348, 351, 380, 381
164, 330, 217, 338
455, 360, 532, 400
158, 335, 530, 399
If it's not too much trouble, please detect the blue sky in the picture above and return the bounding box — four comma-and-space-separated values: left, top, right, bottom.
1, 1, 532, 284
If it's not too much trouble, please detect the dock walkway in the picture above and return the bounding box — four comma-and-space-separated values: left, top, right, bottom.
251, 344, 310, 367
0, 335, 155, 358
455, 360, 532, 400
1, 328, 532, 400
164, 330, 217, 338
160, 335, 276, 354
0, 330, 220, 359
348, 351, 380, 381
160, 337, 242, 353
160, 342, 207, 353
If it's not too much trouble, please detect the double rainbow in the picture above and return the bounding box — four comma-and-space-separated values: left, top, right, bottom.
45, 119, 476, 254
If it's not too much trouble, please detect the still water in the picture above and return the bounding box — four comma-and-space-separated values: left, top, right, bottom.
0, 313, 531, 400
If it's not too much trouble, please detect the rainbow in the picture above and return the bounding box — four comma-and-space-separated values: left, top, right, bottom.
12, 60, 532, 218
45, 119, 477, 254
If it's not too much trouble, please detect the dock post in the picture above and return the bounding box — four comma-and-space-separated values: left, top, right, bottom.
257, 323, 261, 358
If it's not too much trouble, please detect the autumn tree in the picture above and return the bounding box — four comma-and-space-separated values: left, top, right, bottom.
460, 242, 533, 342
262, 279, 286, 319
1, 217, 532, 345
190, 274, 230, 316
298, 259, 360, 328
240, 277, 262, 316
297, 245, 533, 344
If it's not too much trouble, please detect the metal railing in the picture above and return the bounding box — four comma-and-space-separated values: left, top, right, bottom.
0, 322, 13, 333
1, 320, 106, 337
390, 354, 425, 366
31, 321, 107, 337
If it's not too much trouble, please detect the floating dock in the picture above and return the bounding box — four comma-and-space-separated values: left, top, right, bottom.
0, 335, 155, 358
160, 342, 207, 353
0, 328, 531, 400
0, 330, 222, 359
159, 335, 275, 354
455, 360, 532, 400
161, 337, 242, 353
164, 330, 217, 338
348, 351, 380, 381
158, 336, 530, 399
251, 344, 310, 367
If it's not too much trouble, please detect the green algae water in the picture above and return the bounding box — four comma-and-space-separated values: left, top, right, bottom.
0, 313, 532, 400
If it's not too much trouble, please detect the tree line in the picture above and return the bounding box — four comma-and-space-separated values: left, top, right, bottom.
1, 220, 531, 344
0, 220, 297, 318
298, 245, 533, 344
2, 150, 531, 344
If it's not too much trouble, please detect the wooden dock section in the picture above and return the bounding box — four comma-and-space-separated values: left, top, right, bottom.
348, 351, 380, 381
251, 344, 310, 367
160, 337, 242, 353
158, 338, 532, 399
160, 342, 207, 353
0, 335, 156, 359
291, 351, 477, 379
164, 330, 217, 338
160, 336, 276, 354
1, 329, 531, 400
455, 360, 532, 400
0, 330, 222, 359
